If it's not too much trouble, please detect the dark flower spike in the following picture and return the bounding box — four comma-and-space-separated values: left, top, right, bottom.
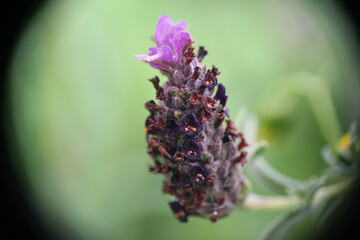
169, 201, 191, 222
214, 83, 229, 117
190, 165, 210, 186
180, 112, 203, 136
136, 15, 247, 223
182, 139, 203, 161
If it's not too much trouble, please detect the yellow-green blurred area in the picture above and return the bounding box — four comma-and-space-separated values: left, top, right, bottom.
9, 0, 360, 239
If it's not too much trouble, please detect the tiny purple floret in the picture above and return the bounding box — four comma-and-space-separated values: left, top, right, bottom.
214, 83, 229, 117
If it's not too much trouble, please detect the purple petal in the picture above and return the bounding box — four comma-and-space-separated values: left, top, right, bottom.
214, 84, 228, 105
214, 84, 229, 117
170, 31, 193, 58
155, 15, 188, 47
134, 15, 193, 71
134, 54, 149, 61
134, 45, 177, 71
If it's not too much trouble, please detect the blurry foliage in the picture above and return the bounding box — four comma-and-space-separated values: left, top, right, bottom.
258, 123, 360, 240
9, 0, 360, 239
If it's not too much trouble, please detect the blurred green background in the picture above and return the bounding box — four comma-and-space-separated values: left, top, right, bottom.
9, 0, 360, 239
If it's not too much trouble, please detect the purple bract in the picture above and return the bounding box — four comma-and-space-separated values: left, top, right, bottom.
134, 15, 194, 71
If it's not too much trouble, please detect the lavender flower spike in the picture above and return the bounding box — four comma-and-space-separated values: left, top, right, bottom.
134, 15, 194, 71
138, 15, 248, 223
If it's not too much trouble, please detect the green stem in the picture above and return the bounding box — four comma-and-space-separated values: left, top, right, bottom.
242, 193, 300, 211
246, 156, 307, 195
241, 180, 351, 211
311, 180, 351, 206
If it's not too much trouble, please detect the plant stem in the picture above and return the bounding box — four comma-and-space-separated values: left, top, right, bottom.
311, 180, 351, 206
242, 194, 300, 211
246, 157, 307, 195
241, 180, 351, 211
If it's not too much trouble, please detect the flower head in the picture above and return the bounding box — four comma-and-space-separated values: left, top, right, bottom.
137, 15, 248, 223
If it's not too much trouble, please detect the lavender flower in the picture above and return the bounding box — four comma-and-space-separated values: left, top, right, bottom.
137, 15, 248, 222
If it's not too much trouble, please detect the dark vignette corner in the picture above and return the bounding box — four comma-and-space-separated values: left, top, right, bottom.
0, 1, 58, 239
0, 0, 359, 239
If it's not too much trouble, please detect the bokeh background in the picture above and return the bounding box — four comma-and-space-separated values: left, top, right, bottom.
7, 0, 360, 239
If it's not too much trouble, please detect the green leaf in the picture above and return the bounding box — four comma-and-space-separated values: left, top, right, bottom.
243, 140, 268, 171
260, 207, 316, 240
246, 157, 306, 195
234, 109, 259, 143
321, 146, 338, 166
